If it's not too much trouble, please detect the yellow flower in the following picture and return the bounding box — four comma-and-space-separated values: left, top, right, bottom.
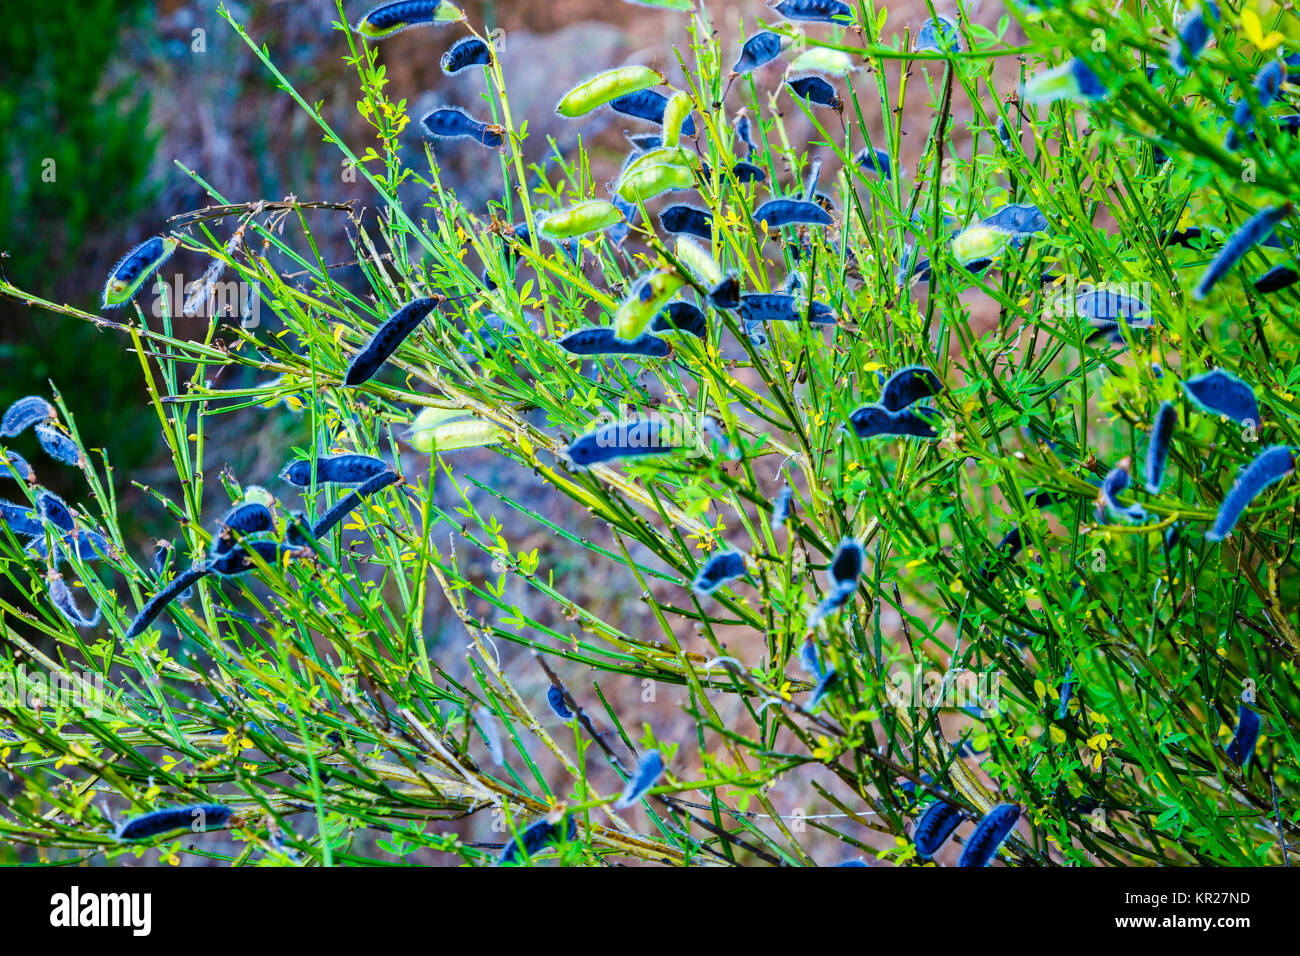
1243, 7, 1285, 51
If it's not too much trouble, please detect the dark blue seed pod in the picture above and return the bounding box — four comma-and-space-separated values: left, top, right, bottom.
1207, 445, 1295, 541
1183, 369, 1258, 423
1144, 402, 1177, 494
651, 301, 708, 338
2, 500, 44, 537
731, 161, 766, 184
1194, 205, 1293, 299
498, 814, 577, 864
740, 293, 799, 323
957, 803, 1019, 867
913, 799, 964, 858
3, 451, 35, 483
0, 396, 55, 438
734, 31, 782, 73
209, 539, 292, 577
345, 297, 441, 386
102, 235, 178, 308
735, 114, 757, 155
546, 685, 574, 720
855, 147, 890, 180
829, 537, 864, 588
803, 666, 839, 711
608, 90, 696, 135
981, 203, 1049, 237
879, 366, 943, 412
213, 502, 274, 555
1057, 667, 1074, 720
1226, 61, 1285, 149
29, 529, 110, 564
1225, 701, 1261, 767
34, 425, 82, 467
807, 582, 855, 628
48, 574, 100, 629
282, 454, 390, 487
659, 204, 712, 240
126, 566, 211, 638
692, 549, 747, 594
615, 750, 665, 808
754, 198, 834, 228
117, 803, 233, 841
441, 36, 489, 74
1168, 9, 1211, 75
708, 277, 740, 310
557, 327, 671, 358
772, 485, 794, 530
1074, 288, 1151, 326
36, 491, 74, 532
1096, 464, 1148, 524
567, 419, 681, 467
848, 404, 938, 439
786, 75, 841, 109
310, 470, 402, 539
771, 0, 852, 23
1254, 265, 1298, 293
915, 15, 963, 53
798, 635, 824, 677
420, 106, 504, 148
151, 541, 194, 602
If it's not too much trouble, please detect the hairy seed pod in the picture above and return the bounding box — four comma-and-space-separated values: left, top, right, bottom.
498, 814, 577, 865
771, 0, 852, 23
772, 485, 794, 530
1022, 58, 1108, 105
1183, 369, 1258, 423
126, 565, 210, 638
3, 451, 35, 483
730, 161, 766, 184
408, 419, 505, 454
539, 201, 624, 241
915, 15, 964, 53
848, 404, 938, 439
102, 236, 179, 309
1168, 5, 1214, 75
558, 326, 671, 358
29, 529, 110, 565
616, 162, 694, 203
566, 418, 682, 467
1226, 60, 1286, 149
614, 750, 665, 808
734, 31, 782, 73
47, 571, 100, 629
614, 271, 687, 340
282, 454, 389, 487
1225, 700, 1261, 767
709, 277, 741, 310
213, 502, 275, 555
440, 35, 489, 74
546, 685, 574, 720
879, 366, 943, 412
855, 146, 891, 180
608, 194, 637, 247
151, 540, 194, 603
739, 293, 831, 324
310, 471, 402, 539
1074, 288, 1150, 325
557, 66, 663, 117
798, 635, 824, 678
957, 803, 1019, 867
345, 297, 441, 386
950, 224, 1009, 266
981, 203, 1049, 237
1096, 461, 1148, 524
1207, 445, 1295, 541
786, 74, 841, 109
659, 204, 712, 240
829, 537, 864, 589
1144, 402, 1177, 494
33, 425, 83, 467
209, 539, 296, 577
1254, 265, 1299, 293
692, 549, 747, 594
674, 237, 723, 287
420, 106, 504, 148
36, 491, 75, 532
619, 144, 694, 183
754, 198, 833, 229
807, 582, 855, 628
1, 500, 43, 537
354, 0, 460, 38
651, 301, 708, 339
1057, 666, 1075, 720
0, 396, 56, 438
1194, 205, 1294, 299
913, 799, 964, 858
116, 803, 233, 841
803, 667, 839, 711
661, 90, 693, 148
608, 89, 697, 134
734, 113, 757, 155
789, 47, 857, 76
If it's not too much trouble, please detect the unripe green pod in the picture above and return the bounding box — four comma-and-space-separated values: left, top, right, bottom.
621, 146, 694, 181
408, 417, 507, 453
406, 404, 471, 447
675, 237, 723, 287
616, 163, 694, 203
787, 47, 858, 77
556, 66, 664, 117
539, 201, 624, 241
614, 271, 686, 341
661, 90, 693, 148
951, 224, 1008, 265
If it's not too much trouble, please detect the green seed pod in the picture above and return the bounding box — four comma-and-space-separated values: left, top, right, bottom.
675, 237, 723, 287
556, 66, 664, 118
406, 404, 471, 448
539, 201, 625, 241
103, 236, 180, 308
787, 47, 858, 77
621, 146, 694, 181
614, 271, 687, 341
408, 418, 508, 453
950, 224, 1008, 266
661, 90, 693, 148
616, 163, 694, 203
